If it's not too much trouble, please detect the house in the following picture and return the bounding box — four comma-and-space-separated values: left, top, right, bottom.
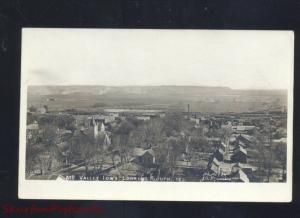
132, 148, 156, 165
140, 149, 156, 164
231, 146, 247, 163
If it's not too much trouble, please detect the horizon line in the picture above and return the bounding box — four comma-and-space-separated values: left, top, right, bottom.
27, 84, 288, 91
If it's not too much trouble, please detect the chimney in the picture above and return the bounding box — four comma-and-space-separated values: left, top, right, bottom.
188, 104, 190, 118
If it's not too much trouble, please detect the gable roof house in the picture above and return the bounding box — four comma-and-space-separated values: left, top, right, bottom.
132, 148, 156, 165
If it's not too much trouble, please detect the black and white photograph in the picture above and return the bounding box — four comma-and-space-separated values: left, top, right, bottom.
18, 29, 293, 201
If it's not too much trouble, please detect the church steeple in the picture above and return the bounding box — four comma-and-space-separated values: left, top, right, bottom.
100, 122, 105, 132
93, 116, 99, 138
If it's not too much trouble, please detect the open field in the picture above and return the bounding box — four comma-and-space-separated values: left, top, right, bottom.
28, 86, 287, 113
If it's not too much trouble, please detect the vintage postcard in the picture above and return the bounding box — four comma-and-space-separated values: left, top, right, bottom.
19, 28, 293, 201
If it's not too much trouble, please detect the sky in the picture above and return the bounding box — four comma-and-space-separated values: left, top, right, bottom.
21, 29, 293, 89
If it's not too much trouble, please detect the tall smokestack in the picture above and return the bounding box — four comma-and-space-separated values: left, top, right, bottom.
188, 104, 190, 119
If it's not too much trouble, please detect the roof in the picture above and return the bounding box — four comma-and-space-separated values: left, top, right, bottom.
220, 142, 227, 148
145, 149, 155, 157
217, 148, 225, 155
132, 148, 155, 157
229, 135, 237, 143
239, 134, 255, 142
273, 138, 287, 144
234, 146, 247, 155
232, 169, 249, 182
238, 140, 247, 148
232, 163, 257, 171
212, 157, 220, 166
133, 148, 146, 156
208, 137, 221, 141
233, 125, 256, 131
57, 129, 72, 135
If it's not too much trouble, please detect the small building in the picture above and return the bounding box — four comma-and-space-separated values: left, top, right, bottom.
141, 150, 156, 164
132, 148, 156, 165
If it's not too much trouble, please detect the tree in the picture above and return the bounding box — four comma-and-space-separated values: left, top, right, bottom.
28, 105, 37, 113
26, 112, 36, 125
69, 131, 96, 175
163, 113, 183, 136
41, 125, 58, 147
189, 136, 210, 153
112, 121, 135, 164
38, 114, 56, 126
162, 136, 184, 178
273, 142, 287, 181
141, 119, 166, 148
54, 114, 76, 131
252, 128, 268, 181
